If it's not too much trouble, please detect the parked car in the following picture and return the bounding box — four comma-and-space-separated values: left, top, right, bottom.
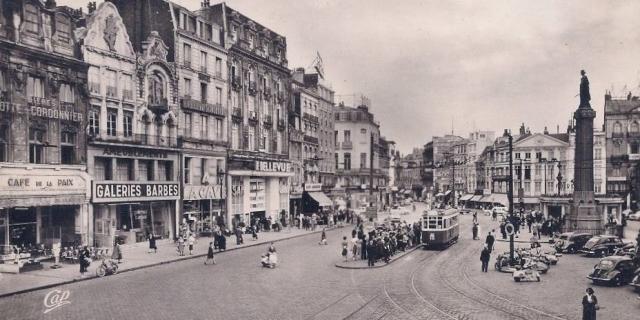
459, 208, 472, 215
580, 235, 626, 257
482, 209, 493, 216
628, 211, 640, 221
492, 206, 508, 217
632, 272, 640, 292
555, 232, 593, 254
587, 256, 639, 286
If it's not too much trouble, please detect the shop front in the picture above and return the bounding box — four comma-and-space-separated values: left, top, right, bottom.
302, 183, 333, 214
289, 183, 303, 225
183, 184, 226, 237
0, 165, 91, 270
92, 182, 179, 246
227, 157, 292, 229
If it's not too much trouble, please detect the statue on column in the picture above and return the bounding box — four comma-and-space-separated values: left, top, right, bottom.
579, 70, 591, 108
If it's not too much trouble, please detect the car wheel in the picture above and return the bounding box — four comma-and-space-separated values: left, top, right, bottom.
536, 276, 540, 282
615, 275, 624, 287
514, 277, 521, 282
567, 246, 575, 254
597, 250, 606, 258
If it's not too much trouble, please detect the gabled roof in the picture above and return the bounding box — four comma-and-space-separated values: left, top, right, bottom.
605, 98, 640, 114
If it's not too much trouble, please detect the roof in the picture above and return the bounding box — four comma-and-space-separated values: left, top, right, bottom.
547, 133, 569, 143
604, 98, 640, 114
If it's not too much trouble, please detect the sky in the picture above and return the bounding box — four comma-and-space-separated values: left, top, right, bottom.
59, 0, 640, 154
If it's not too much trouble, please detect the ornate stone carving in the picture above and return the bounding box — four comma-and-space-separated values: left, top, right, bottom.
140, 31, 168, 62
48, 74, 60, 94
12, 68, 25, 94
103, 14, 118, 52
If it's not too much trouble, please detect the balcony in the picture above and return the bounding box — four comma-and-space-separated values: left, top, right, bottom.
198, 72, 210, 83
304, 135, 319, 145
290, 129, 304, 143
248, 110, 258, 123
491, 174, 510, 181
181, 97, 226, 117
263, 114, 273, 127
232, 76, 242, 91
610, 154, 629, 163
232, 107, 242, 119
277, 118, 286, 131
148, 97, 169, 113
341, 141, 353, 150
184, 60, 192, 69
89, 133, 178, 148
106, 86, 117, 98
214, 71, 222, 79
303, 112, 319, 124
263, 87, 272, 98
178, 136, 228, 148
277, 91, 286, 103
628, 131, 640, 138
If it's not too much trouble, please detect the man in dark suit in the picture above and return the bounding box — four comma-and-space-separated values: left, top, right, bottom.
485, 231, 495, 253
480, 245, 491, 272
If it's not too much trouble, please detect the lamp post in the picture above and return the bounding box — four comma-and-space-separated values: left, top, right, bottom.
504, 129, 515, 264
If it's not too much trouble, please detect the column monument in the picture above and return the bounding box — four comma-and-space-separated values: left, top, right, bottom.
567, 70, 602, 234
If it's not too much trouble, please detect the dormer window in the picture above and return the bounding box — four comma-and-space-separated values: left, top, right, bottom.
24, 3, 40, 34
56, 13, 71, 44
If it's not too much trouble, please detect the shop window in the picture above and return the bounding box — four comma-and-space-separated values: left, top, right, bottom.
116, 158, 133, 181
123, 110, 133, 137
60, 131, 76, 164
23, 4, 39, 34
107, 108, 117, 136
117, 205, 140, 231
29, 127, 45, 164
27, 76, 44, 98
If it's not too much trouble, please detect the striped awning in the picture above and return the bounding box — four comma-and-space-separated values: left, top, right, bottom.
460, 194, 473, 201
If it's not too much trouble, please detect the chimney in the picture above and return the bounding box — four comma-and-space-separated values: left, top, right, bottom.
519, 123, 526, 135
45, 0, 56, 9
556, 125, 559, 134
605, 91, 611, 101
543, 126, 549, 135
88, 1, 96, 14
201, 0, 211, 8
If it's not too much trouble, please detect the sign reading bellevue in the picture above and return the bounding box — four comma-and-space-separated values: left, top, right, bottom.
93, 182, 179, 203
254, 161, 291, 173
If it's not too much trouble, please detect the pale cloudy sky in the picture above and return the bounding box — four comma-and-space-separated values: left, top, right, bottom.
59, 0, 640, 154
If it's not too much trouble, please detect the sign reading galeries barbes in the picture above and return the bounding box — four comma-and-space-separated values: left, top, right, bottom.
253, 160, 291, 172
93, 182, 180, 203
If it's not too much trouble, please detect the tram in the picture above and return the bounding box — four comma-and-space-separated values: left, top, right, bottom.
421, 208, 459, 249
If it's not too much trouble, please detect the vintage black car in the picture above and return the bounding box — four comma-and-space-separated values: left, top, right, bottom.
580, 235, 626, 257
555, 232, 592, 253
633, 273, 640, 292
587, 256, 639, 286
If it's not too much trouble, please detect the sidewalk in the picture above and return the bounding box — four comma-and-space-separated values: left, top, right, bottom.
0, 227, 324, 298
334, 245, 421, 269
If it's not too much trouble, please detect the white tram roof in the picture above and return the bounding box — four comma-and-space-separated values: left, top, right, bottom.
423, 209, 458, 217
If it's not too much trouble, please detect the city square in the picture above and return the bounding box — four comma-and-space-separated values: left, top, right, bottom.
1, 0, 640, 319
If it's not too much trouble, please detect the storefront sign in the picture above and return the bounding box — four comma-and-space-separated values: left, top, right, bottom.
231, 185, 243, 197
93, 182, 180, 203
254, 161, 291, 173
103, 146, 168, 159
184, 185, 224, 201
0, 100, 82, 122
304, 183, 322, 192
0, 175, 86, 193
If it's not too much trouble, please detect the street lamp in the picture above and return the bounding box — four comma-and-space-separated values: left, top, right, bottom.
503, 129, 515, 265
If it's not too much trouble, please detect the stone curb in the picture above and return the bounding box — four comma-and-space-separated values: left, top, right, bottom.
495, 238, 553, 244
0, 228, 330, 299
334, 245, 422, 270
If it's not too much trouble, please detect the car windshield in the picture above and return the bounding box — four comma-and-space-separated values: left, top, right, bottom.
596, 260, 615, 270
584, 238, 600, 247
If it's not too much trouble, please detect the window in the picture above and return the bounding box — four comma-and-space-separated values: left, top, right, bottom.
515, 152, 520, 159
138, 160, 153, 181
215, 57, 222, 77
27, 76, 44, 98
89, 67, 100, 94
232, 123, 239, 149
184, 113, 192, 137
344, 130, 351, 142
335, 153, 339, 169
525, 152, 531, 159
216, 87, 222, 105
184, 78, 192, 97
361, 128, 367, 135
631, 122, 640, 133
524, 182, 531, 192
0, 123, 7, 162
360, 153, 367, 169
60, 131, 76, 164
88, 107, 100, 136
200, 51, 207, 73
59, 83, 74, 103
29, 128, 45, 164
106, 70, 117, 97
631, 142, 640, 154
594, 148, 602, 160
94, 157, 113, 180
613, 122, 622, 135
123, 111, 133, 137
200, 82, 208, 103
344, 153, 351, 170
248, 126, 255, 151
260, 129, 268, 151
215, 118, 223, 140
184, 157, 191, 184
24, 4, 39, 34
535, 152, 542, 160
183, 44, 192, 66
116, 159, 133, 181
524, 165, 531, 180
122, 74, 133, 100
535, 182, 541, 193
201, 115, 208, 139
56, 14, 71, 44
107, 108, 117, 136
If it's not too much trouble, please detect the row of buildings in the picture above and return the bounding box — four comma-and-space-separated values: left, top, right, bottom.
0, 0, 392, 252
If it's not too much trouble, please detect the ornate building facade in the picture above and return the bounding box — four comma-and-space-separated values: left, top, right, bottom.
0, 0, 91, 253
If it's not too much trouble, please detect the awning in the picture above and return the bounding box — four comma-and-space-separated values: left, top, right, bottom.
460, 194, 473, 201
490, 194, 509, 206
307, 192, 333, 207
444, 190, 452, 196
522, 197, 539, 204
470, 195, 482, 202
391, 186, 399, 192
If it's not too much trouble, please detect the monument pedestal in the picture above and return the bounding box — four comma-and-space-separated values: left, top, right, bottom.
566, 203, 603, 235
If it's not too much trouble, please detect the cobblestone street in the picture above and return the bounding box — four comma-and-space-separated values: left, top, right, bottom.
2, 206, 638, 320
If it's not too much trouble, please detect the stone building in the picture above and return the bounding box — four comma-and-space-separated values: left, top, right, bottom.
207, 3, 291, 227
80, 2, 180, 246
0, 0, 91, 251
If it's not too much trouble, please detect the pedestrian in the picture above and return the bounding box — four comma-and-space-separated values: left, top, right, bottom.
500, 221, 507, 239
147, 233, 157, 253
205, 242, 216, 265
341, 236, 348, 262
235, 226, 243, 245
367, 239, 376, 267
472, 222, 479, 240
582, 287, 599, 320
177, 236, 185, 256
351, 236, 359, 260
268, 242, 276, 254
79, 246, 91, 277
188, 234, 195, 255
480, 244, 490, 272
361, 234, 368, 260
252, 225, 258, 241
111, 239, 122, 263
485, 231, 495, 253
218, 232, 226, 252
472, 212, 478, 224
319, 228, 328, 245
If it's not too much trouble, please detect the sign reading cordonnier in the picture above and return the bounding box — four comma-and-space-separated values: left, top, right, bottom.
93, 182, 180, 203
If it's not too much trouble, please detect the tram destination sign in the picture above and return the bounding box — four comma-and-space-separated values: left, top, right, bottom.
93, 182, 180, 203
